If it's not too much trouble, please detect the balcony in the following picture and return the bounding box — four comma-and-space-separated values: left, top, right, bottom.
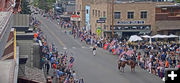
156, 12, 180, 20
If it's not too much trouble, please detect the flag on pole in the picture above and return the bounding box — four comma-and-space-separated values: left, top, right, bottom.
64, 74, 70, 83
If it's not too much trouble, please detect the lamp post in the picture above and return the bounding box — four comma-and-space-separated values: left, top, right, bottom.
112, 0, 114, 38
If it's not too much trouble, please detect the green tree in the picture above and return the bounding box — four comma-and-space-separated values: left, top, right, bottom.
176, 0, 180, 3
35, 0, 56, 12
20, 0, 31, 14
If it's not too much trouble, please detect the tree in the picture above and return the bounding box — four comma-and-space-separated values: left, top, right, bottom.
35, 0, 56, 12
20, 0, 31, 14
176, 0, 180, 3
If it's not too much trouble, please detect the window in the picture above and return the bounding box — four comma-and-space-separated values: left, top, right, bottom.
80, 5, 81, 10
103, 11, 106, 17
114, 12, 121, 19
141, 11, 147, 19
86, 9, 88, 14
93, 10, 94, 16
128, 12, 134, 19
95, 10, 97, 17
98, 10, 100, 17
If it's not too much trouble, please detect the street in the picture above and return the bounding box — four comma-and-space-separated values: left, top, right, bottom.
35, 15, 164, 83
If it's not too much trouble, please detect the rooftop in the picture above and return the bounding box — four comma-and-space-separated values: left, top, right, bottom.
156, 3, 180, 7
0, 60, 15, 83
0, 12, 11, 36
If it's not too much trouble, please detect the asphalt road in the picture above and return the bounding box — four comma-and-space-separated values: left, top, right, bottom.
35, 15, 164, 83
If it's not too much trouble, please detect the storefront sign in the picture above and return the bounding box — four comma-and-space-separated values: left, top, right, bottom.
96, 20, 106, 23
117, 20, 145, 25
71, 15, 80, 21
110, 25, 151, 30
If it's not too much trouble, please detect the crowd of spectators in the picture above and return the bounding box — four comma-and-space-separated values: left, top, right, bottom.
41, 14, 180, 80
65, 25, 180, 79
31, 17, 84, 83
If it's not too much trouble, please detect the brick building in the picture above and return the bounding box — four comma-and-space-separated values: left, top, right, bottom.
155, 4, 180, 38
75, 0, 178, 38
90, 2, 156, 38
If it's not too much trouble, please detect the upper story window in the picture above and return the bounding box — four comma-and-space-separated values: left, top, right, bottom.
95, 10, 97, 17
114, 12, 121, 19
128, 12, 134, 19
98, 10, 100, 17
86, 9, 89, 14
103, 11, 106, 17
141, 11, 147, 19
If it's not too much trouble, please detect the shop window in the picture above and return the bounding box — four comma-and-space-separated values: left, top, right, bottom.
114, 12, 121, 19
141, 11, 147, 19
128, 12, 134, 19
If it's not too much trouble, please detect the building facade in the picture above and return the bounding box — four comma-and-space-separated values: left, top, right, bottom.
155, 4, 180, 40
75, 0, 179, 38
90, 2, 156, 38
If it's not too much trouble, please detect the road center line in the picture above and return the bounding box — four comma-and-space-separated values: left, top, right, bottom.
37, 16, 66, 48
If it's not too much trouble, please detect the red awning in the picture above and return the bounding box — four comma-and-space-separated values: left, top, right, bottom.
71, 15, 80, 18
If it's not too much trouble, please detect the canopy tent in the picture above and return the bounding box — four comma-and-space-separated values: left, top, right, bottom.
141, 35, 152, 44
128, 35, 142, 42
141, 35, 151, 38
167, 34, 178, 38
151, 34, 169, 38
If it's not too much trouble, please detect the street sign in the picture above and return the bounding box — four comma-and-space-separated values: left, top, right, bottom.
97, 29, 101, 33
99, 17, 106, 20
96, 20, 105, 23
97, 27, 101, 36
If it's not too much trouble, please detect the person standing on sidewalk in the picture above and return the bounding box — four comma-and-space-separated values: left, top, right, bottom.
92, 46, 96, 56
46, 62, 50, 74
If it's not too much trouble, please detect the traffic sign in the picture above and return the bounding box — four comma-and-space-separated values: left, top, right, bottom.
99, 17, 106, 20
97, 28, 101, 34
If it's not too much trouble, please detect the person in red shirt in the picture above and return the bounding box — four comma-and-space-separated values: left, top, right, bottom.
137, 52, 141, 66
53, 63, 56, 74
176, 62, 180, 68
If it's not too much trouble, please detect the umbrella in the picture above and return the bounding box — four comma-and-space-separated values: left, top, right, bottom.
128, 35, 142, 42
168, 34, 178, 38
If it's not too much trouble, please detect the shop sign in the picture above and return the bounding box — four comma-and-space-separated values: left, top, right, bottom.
117, 20, 145, 25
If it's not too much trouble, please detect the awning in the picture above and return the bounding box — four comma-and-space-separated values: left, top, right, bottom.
156, 21, 180, 31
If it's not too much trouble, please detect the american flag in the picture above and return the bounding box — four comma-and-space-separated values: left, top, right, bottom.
119, 49, 134, 58
126, 50, 134, 56
64, 75, 70, 83
119, 51, 125, 59
113, 46, 121, 55
109, 40, 116, 48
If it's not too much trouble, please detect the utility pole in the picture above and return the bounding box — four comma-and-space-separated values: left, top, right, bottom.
112, 0, 114, 38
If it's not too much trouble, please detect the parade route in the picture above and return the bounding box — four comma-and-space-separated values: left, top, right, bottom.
35, 15, 164, 83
